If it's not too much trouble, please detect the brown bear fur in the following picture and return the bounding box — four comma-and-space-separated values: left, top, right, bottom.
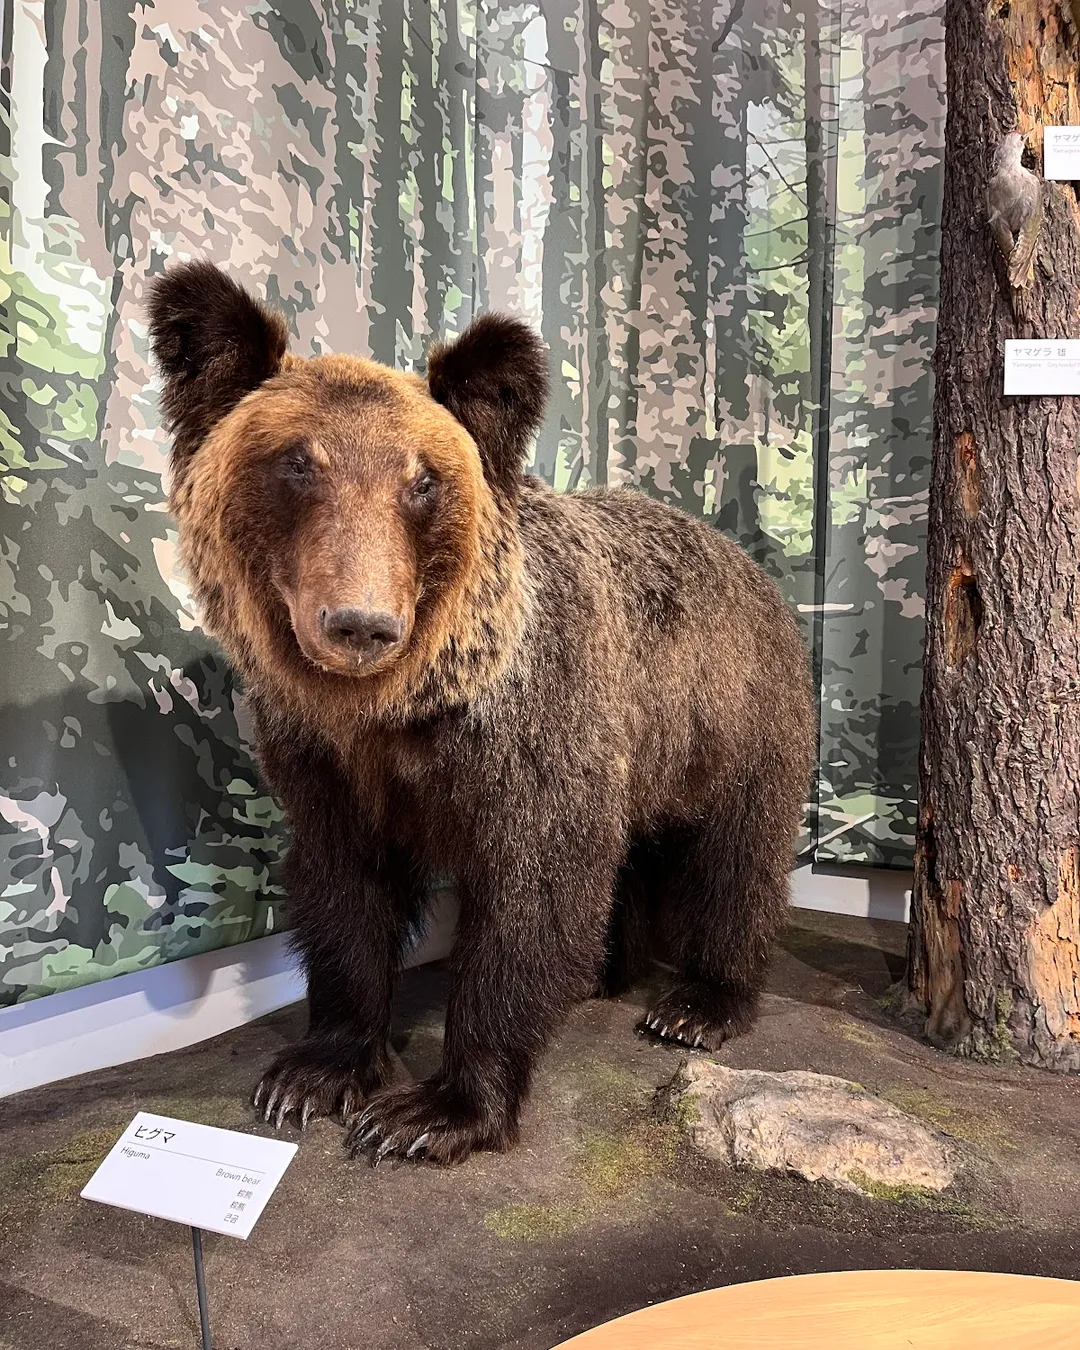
148, 260, 814, 1165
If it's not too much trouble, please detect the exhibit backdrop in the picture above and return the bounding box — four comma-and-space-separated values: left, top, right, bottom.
0, 0, 942, 1004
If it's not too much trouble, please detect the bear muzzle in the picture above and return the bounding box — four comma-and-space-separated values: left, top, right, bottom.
315, 605, 408, 668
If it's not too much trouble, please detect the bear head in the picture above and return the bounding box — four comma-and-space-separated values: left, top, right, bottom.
147, 261, 548, 720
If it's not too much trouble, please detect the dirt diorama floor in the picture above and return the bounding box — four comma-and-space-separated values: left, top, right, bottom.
3, 909, 1080, 1350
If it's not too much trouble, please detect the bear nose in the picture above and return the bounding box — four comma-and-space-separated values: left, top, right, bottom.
319, 607, 405, 659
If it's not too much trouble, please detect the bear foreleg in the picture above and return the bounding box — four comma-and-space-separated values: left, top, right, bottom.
347, 837, 619, 1164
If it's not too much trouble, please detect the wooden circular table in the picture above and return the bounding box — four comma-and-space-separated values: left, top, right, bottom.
552, 1269, 1080, 1349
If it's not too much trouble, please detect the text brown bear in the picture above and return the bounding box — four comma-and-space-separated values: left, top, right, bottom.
148, 262, 814, 1165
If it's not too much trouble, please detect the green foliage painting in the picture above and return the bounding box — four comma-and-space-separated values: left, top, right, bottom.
0, 0, 942, 1003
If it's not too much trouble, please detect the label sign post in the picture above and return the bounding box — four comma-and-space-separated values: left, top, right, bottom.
82, 1112, 297, 1348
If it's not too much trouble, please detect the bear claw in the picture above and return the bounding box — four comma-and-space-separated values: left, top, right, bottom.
252, 1042, 388, 1132
345, 1081, 507, 1166
352, 1104, 376, 1135
639, 978, 758, 1053
374, 1136, 399, 1164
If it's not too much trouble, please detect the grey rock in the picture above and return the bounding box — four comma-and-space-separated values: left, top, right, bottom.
673, 1060, 959, 1196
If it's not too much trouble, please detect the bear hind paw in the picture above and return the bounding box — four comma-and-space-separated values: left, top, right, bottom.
638, 978, 758, 1052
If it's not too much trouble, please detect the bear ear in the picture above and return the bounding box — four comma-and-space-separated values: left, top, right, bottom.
147, 261, 289, 468
426, 313, 549, 498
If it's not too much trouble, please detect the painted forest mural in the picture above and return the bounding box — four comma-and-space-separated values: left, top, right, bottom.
0, 0, 943, 1003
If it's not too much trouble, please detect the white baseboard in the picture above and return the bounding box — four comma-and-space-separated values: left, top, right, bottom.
0, 870, 908, 1100
0, 894, 459, 1100
791, 863, 912, 924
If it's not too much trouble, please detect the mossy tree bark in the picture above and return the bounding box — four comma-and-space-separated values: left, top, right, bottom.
907, 0, 1080, 1071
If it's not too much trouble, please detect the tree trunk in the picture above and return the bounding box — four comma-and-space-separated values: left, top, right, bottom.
908, 0, 1080, 1071
803, 0, 839, 857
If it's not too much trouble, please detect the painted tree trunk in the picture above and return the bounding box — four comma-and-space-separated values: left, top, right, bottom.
908, 0, 1080, 1071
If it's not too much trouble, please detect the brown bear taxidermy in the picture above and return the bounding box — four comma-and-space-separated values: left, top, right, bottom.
148, 261, 814, 1165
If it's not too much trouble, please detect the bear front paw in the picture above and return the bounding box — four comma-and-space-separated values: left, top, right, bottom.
253, 1040, 389, 1130
344, 1080, 511, 1166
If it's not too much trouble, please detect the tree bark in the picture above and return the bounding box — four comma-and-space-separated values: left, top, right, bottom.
908, 0, 1080, 1071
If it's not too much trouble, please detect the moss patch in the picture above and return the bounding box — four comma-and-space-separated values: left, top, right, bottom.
710, 1158, 1003, 1233
843, 1169, 998, 1228
0, 1126, 118, 1233
874, 1085, 1016, 1152
836, 1017, 884, 1050
575, 1130, 651, 1196
665, 1089, 700, 1133
142, 1093, 248, 1129
484, 1201, 586, 1240
875, 981, 913, 1016
484, 1093, 690, 1243
989, 989, 1019, 1064
567, 1058, 647, 1125
844, 1169, 937, 1202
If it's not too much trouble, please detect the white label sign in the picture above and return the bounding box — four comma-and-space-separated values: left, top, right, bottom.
1043, 127, 1080, 181
81, 1112, 297, 1239
1004, 340, 1080, 396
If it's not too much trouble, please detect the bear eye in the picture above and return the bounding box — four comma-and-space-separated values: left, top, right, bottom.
409, 470, 438, 503
279, 446, 314, 483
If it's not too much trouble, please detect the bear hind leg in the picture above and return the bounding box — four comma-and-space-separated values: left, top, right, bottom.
641, 771, 800, 1051
591, 840, 656, 999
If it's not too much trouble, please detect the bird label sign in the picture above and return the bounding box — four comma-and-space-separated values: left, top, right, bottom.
1004, 340, 1080, 396
81, 1112, 297, 1239
1043, 127, 1080, 181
